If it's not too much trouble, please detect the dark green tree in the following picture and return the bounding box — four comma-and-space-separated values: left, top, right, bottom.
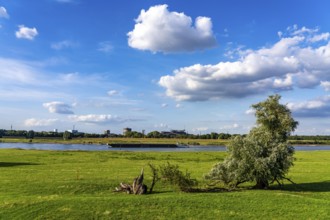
63, 131, 72, 140
147, 131, 162, 138
26, 130, 35, 139
206, 95, 298, 189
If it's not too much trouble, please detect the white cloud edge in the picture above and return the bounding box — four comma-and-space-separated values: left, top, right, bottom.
68, 114, 135, 124
24, 118, 59, 127
51, 40, 78, 50
0, 6, 9, 19
98, 41, 113, 53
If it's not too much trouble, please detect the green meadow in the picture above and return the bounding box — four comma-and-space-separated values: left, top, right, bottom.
0, 149, 329, 219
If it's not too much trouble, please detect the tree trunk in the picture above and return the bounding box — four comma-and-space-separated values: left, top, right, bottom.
114, 168, 148, 195
148, 163, 159, 194
255, 179, 269, 189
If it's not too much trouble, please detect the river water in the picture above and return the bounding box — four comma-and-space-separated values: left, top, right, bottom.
1, 143, 330, 152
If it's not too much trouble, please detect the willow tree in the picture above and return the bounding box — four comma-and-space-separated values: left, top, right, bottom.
206, 95, 298, 189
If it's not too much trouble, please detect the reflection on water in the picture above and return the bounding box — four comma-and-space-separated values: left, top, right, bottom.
0, 143, 330, 151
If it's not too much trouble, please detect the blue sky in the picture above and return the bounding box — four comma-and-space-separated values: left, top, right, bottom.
1, 0, 330, 135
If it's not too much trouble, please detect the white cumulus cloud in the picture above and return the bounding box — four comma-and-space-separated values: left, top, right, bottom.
16, 25, 38, 40
68, 114, 130, 124
288, 96, 330, 117
128, 4, 217, 53
0, 6, 9, 19
43, 102, 74, 114
24, 118, 58, 127
159, 26, 330, 101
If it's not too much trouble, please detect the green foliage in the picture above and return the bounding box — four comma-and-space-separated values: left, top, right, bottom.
124, 131, 144, 138
252, 94, 298, 141
159, 162, 197, 191
147, 131, 162, 138
206, 95, 298, 189
63, 131, 73, 140
26, 130, 35, 139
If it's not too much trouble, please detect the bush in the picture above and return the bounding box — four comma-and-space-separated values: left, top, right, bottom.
159, 162, 197, 191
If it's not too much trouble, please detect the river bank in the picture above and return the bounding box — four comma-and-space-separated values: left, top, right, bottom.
1, 142, 330, 151
1, 137, 330, 146
0, 137, 229, 146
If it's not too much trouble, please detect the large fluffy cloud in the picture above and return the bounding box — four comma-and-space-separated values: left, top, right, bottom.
159, 26, 330, 101
128, 4, 217, 53
43, 102, 74, 114
16, 25, 38, 40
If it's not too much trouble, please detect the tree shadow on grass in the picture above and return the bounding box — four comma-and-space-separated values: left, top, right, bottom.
181, 187, 231, 193
273, 181, 330, 192
186, 181, 330, 193
0, 162, 40, 167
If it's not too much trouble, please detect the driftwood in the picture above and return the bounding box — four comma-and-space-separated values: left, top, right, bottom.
114, 168, 148, 195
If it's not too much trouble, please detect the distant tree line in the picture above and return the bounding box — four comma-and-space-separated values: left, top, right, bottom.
1, 128, 330, 141
121, 130, 236, 139
0, 129, 113, 139
142, 131, 234, 139
289, 135, 330, 140
0, 129, 236, 140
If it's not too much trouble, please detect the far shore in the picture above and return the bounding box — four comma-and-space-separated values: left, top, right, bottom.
1, 137, 330, 146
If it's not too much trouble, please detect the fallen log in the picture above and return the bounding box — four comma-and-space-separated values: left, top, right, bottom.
114, 168, 148, 195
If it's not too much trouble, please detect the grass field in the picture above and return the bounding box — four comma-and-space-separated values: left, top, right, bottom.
0, 149, 330, 219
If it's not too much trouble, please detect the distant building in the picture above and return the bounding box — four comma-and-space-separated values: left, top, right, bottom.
67, 129, 79, 134
54, 129, 58, 133
161, 129, 187, 137
171, 130, 187, 135
123, 127, 132, 136
104, 130, 110, 136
